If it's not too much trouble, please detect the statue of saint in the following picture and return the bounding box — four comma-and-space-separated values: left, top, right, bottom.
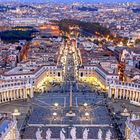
130, 132, 135, 140
105, 129, 112, 140
98, 129, 102, 140
60, 128, 66, 140
46, 128, 52, 140
83, 128, 89, 140
70, 127, 76, 140
16, 129, 20, 140
36, 128, 42, 140
131, 114, 136, 120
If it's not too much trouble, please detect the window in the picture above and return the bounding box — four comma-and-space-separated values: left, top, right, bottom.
80, 72, 83, 77
58, 72, 60, 77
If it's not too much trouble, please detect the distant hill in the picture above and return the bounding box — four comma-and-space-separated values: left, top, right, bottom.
0, 28, 37, 42
2, 0, 139, 3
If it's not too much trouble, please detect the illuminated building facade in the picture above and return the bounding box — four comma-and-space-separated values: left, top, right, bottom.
78, 65, 119, 90
109, 81, 140, 104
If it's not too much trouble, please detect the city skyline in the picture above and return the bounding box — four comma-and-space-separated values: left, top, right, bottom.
0, 0, 140, 3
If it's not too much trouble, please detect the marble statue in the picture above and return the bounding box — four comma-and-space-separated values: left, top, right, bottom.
131, 114, 136, 120
70, 127, 76, 140
98, 129, 103, 140
83, 128, 89, 140
105, 129, 112, 140
36, 128, 43, 140
130, 132, 135, 140
16, 129, 20, 140
46, 128, 52, 140
60, 128, 66, 140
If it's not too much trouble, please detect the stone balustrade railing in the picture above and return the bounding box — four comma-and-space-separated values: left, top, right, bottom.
0, 81, 32, 92
110, 81, 140, 89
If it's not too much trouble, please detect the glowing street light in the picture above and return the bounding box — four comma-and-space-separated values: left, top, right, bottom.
54, 102, 59, 107
85, 112, 90, 120
53, 112, 57, 116
12, 109, 21, 117
85, 112, 89, 117
83, 103, 88, 107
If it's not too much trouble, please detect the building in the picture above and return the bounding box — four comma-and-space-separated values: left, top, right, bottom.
109, 81, 140, 104
10, 18, 47, 26
78, 65, 119, 90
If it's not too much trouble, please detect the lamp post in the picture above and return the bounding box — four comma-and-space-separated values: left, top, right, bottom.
85, 112, 89, 120
54, 103, 59, 109
12, 109, 21, 117
12, 109, 21, 121
53, 112, 57, 120
83, 103, 88, 107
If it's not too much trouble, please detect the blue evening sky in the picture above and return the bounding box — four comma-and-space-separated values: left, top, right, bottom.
1, 0, 140, 3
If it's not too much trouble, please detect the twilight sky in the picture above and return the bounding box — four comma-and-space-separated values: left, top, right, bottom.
2, 0, 140, 3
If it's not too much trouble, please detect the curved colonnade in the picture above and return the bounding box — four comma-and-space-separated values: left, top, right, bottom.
0, 81, 33, 104
109, 82, 140, 103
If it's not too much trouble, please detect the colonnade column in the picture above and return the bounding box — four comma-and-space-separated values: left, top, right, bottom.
114, 88, 118, 99
119, 89, 122, 99
126, 90, 129, 100
134, 91, 136, 101
123, 89, 126, 99
30, 87, 34, 98
130, 90, 133, 100
24, 88, 27, 99
138, 92, 140, 102
108, 87, 112, 98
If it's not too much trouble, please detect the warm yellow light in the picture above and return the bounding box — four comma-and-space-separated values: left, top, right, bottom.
53, 112, 57, 116
79, 77, 106, 90
54, 103, 59, 107
12, 109, 21, 116
85, 112, 89, 116
83, 103, 88, 107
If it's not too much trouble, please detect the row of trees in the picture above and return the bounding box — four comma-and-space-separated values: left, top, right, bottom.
56, 19, 111, 36
0, 29, 37, 43
56, 19, 140, 47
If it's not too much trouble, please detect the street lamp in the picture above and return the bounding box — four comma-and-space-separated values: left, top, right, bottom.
85, 112, 89, 120
53, 112, 57, 120
53, 112, 57, 116
83, 103, 88, 107
12, 109, 21, 116
54, 102, 59, 107
12, 109, 21, 120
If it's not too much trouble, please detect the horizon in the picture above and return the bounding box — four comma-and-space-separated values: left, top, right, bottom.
0, 0, 140, 4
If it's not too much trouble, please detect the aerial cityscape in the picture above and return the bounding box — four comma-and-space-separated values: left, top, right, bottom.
0, 0, 140, 140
